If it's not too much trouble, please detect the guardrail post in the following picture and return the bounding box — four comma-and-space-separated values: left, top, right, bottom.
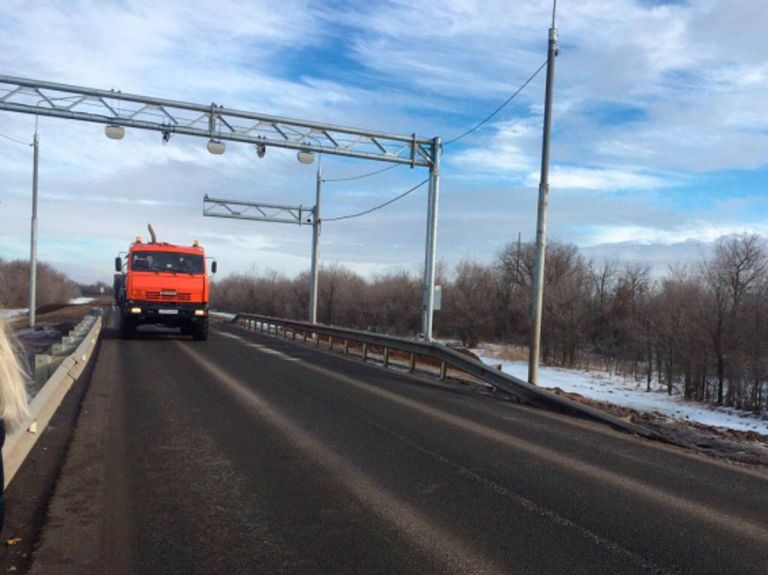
315, 333, 320, 347
439, 360, 447, 380
52, 342, 75, 356
362, 343, 368, 361
344, 339, 349, 354
409, 353, 416, 372
384, 347, 390, 368
35, 354, 52, 385
328, 335, 333, 350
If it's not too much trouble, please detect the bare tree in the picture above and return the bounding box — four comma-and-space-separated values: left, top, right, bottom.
702, 234, 767, 405
442, 261, 499, 347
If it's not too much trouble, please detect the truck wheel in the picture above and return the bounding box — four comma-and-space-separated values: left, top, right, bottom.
120, 316, 136, 339
192, 318, 208, 341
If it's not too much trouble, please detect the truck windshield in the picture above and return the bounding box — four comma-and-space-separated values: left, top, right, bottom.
131, 251, 204, 274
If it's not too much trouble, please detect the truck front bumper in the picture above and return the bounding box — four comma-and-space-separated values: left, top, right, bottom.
123, 301, 208, 326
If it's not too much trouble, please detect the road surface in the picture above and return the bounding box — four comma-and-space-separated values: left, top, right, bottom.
25, 319, 768, 574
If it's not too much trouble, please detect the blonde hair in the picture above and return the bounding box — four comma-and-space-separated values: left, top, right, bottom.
0, 316, 30, 433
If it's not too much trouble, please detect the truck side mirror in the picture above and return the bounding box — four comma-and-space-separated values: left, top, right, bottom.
115, 257, 122, 272
211, 261, 218, 274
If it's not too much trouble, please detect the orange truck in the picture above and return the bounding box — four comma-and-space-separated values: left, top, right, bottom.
114, 227, 216, 340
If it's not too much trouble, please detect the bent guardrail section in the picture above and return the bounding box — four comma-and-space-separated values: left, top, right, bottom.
232, 313, 657, 439
3, 311, 103, 488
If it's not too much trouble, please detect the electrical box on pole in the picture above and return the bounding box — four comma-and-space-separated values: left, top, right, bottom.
433, 285, 442, 312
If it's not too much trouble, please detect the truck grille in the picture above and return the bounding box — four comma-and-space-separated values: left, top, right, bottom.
146, 291, 192, 301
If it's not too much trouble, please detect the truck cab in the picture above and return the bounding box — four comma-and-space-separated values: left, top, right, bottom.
115, 236, 216, 340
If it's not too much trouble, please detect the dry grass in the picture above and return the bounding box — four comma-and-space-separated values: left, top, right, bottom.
8, 298, 110, 331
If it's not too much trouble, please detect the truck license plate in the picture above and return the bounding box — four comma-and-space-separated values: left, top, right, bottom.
158, 309, 178, 315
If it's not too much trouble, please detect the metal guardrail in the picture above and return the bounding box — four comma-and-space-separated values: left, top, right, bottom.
33, 311, 101, 385
233, 313, 657, 438
3, 310, 103, 488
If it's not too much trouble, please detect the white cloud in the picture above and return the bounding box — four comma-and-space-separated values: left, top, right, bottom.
583, 223, 768, 247
527, 166, 669, 191
452, 118, 540, 175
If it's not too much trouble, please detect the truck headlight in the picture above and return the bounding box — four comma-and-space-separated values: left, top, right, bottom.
130, 307, 142, 314
194, 309, 206, 317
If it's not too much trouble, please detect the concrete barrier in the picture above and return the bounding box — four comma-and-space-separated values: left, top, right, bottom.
3, 313, 103, 488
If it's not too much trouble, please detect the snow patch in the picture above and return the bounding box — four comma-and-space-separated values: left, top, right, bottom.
68, 297, 94, 305
473, 349, 768, 437
1, 308, 28, 319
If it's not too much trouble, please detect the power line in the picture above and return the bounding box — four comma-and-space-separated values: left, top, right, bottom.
322, 63, 548, 181
324, 178, 429, 223
323, 162, 401, 183
0, 131, 31, 146
444, 60, 548, 146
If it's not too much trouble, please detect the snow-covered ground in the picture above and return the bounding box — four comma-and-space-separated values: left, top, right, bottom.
1, 308, 28, 320
68, 297, 94, 305
473, 348, 768, 436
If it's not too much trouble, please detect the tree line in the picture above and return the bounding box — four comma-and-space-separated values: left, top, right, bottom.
0, 258, 81, 309
212, 233, 768, 413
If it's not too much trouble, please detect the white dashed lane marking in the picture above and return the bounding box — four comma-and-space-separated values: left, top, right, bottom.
216, 331, 299, 361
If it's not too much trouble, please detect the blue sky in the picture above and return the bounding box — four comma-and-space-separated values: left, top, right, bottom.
0, 0, 766, 283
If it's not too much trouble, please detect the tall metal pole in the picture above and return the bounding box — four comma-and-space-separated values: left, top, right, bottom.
528, 3, 558, 385
309, 163, 321, 324
421, 137, 441, 341
28, 131, 39, 328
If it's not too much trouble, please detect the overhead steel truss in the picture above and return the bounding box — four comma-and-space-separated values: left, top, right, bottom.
203, 195, 314, 226
0, 75, 435, 167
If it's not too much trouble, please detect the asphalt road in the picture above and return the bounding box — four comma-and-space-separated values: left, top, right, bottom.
25, 319, 768, 574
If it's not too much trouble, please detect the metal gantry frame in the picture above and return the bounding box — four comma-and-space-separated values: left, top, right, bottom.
202, 185, 323, 324
203, 195, 315, 226
0, 75, 435, 167
0, 75, 443, 339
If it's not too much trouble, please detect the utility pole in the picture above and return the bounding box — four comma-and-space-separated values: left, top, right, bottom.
29, 130, 39, 328
309, 164, 322, 324
528, 1, 558, 385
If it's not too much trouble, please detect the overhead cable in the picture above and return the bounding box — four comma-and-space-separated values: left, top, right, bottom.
323, 162, 401, 183
0, 131, 31, 146
322, 61, 548, 183
324, 178, 429, 223
444, 60, 548, 145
